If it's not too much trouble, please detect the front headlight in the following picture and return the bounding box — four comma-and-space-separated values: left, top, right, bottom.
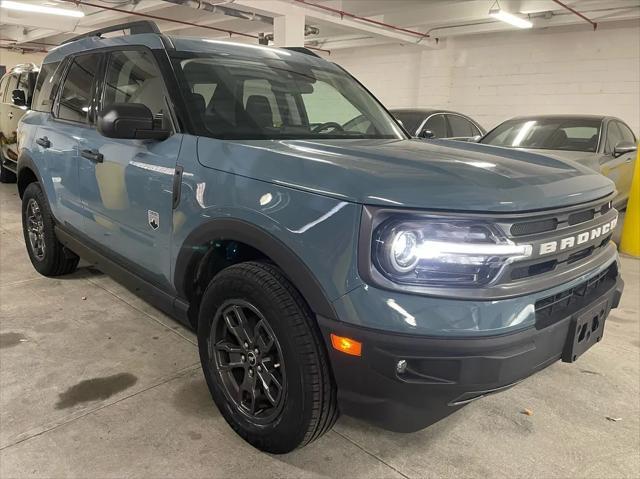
371, 215, 532, 289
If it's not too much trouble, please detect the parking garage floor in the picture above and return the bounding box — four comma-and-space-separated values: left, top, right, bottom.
0, 183, 638, 479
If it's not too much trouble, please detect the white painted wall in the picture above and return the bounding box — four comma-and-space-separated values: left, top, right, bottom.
0, 50, 46, 72
331, 22, 640, 134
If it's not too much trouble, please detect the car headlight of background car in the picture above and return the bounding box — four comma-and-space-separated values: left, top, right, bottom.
362, 208, 532, 291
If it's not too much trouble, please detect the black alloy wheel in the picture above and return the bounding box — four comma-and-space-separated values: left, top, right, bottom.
209, 300, 286, 424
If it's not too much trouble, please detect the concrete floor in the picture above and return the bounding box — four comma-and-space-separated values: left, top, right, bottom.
0, 182, 638, 479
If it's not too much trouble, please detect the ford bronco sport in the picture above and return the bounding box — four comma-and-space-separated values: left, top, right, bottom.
17, 21, 624, 453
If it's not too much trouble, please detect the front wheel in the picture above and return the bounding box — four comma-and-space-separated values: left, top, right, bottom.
21, 182, 79, 276
198, 261, 338, 453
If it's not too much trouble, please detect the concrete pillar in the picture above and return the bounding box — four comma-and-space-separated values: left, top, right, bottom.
273, 12, 305, 47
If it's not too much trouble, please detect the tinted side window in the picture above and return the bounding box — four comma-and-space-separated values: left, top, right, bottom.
58, 54, 100, 123
616, 121, 636, 144
103, 50, 165, 117
447, 115, 477, 137
32, 62, 62, 113
424, 114, 447, 138
0, 75, 9, 102
16, 73, 31, 104
604, 122, 623, 154
5, 74, 18, 100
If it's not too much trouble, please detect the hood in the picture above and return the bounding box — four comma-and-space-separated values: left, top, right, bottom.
196, 137, 614, 212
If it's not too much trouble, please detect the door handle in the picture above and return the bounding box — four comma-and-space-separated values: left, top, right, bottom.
8, 112, 13, 120
626, 157, 633, 163
81, 149, 104, 163
36, 136, 51, 148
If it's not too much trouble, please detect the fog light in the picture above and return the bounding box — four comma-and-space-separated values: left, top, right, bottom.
396, 359, 407, 374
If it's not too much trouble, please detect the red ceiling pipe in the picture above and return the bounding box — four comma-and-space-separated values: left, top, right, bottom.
60, 0, 261, 39
56, 0, 329, 53
552, 0, 597, 30
293, 0, 429, 40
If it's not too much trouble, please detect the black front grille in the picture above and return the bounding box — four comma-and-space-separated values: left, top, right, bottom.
568, 209, 594, 225
511, 218, 557, 236
510, 198, 612, 238
534, 262, 617, 329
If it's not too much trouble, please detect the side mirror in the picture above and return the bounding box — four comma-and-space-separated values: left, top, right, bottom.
11, 89, 26, 107
419, 129, 436, 139
470, 135, 483, 143
97, 103, 170, 141
613, 141, 637, 158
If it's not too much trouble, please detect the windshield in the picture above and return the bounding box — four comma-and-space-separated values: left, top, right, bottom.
174, 54, 405, 140
481, 118, 602, 152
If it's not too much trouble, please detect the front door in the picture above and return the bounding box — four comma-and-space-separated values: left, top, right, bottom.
599, 120, 635, 208
78, 48, 180, 288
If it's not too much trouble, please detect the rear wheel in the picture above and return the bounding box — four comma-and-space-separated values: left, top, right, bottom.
21, 182, 79, 276
198, 261, 338, 453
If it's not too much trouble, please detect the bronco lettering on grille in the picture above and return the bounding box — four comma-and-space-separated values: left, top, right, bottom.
539, 217, 617, 255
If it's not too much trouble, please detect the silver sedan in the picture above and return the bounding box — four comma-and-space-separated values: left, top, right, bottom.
480, 115, 637, 209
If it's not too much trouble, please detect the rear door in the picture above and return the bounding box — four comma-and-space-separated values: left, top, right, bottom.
35, 53, 101, 230
77, 48, 180, 287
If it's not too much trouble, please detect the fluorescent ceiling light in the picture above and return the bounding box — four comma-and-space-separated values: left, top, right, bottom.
489, 8, 532, 29
0, 0, 84, 17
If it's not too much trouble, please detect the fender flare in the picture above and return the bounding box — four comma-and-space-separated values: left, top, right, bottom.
17, 150, 44, 198
174, 218, 338, 320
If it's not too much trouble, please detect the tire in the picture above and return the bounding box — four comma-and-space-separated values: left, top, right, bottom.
0, 152, 17, 183
21, 182, 79, 276
198, 261, 338, 454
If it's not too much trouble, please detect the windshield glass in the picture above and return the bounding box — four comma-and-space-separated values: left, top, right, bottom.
174, 54, 405, 140
481, 118, 602, 152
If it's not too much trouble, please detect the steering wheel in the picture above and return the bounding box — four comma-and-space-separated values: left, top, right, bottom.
312, 122, 345, 134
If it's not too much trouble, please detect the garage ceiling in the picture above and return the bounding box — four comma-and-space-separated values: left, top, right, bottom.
1, 0, 639, 55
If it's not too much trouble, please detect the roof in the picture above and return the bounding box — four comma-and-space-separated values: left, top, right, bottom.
44, 30, 327, 69
389, 108, 470, 116
506, 114, 608, 122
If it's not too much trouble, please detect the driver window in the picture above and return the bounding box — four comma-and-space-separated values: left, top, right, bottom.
424, 114, 447, 138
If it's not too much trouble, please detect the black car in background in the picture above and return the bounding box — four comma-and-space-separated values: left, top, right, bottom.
390, 108, 486, 141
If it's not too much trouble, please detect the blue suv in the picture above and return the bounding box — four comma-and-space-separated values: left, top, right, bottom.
17, 21, 624, 453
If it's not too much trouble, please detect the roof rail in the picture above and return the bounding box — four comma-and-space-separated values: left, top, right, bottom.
61, 20, 160, 45
281, 46, 321, 58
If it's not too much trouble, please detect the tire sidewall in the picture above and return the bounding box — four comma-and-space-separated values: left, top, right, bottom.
198, 268, 312, 451
21, 183, 59, 274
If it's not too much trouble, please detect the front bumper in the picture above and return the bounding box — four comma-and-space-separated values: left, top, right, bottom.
318, 265, 624, 433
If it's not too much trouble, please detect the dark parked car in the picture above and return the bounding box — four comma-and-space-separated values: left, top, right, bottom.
390, 108, 486, 141
0, 63, 39, 182
17, 21, 623, 453
481, 115, 637, 209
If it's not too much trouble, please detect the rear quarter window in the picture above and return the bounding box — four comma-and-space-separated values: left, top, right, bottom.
32, 62, 62, 113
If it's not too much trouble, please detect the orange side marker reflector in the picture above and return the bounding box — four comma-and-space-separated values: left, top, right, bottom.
330, 334, 362, 357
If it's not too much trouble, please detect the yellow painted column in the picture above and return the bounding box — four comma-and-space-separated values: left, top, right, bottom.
620, 146, 640, 257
